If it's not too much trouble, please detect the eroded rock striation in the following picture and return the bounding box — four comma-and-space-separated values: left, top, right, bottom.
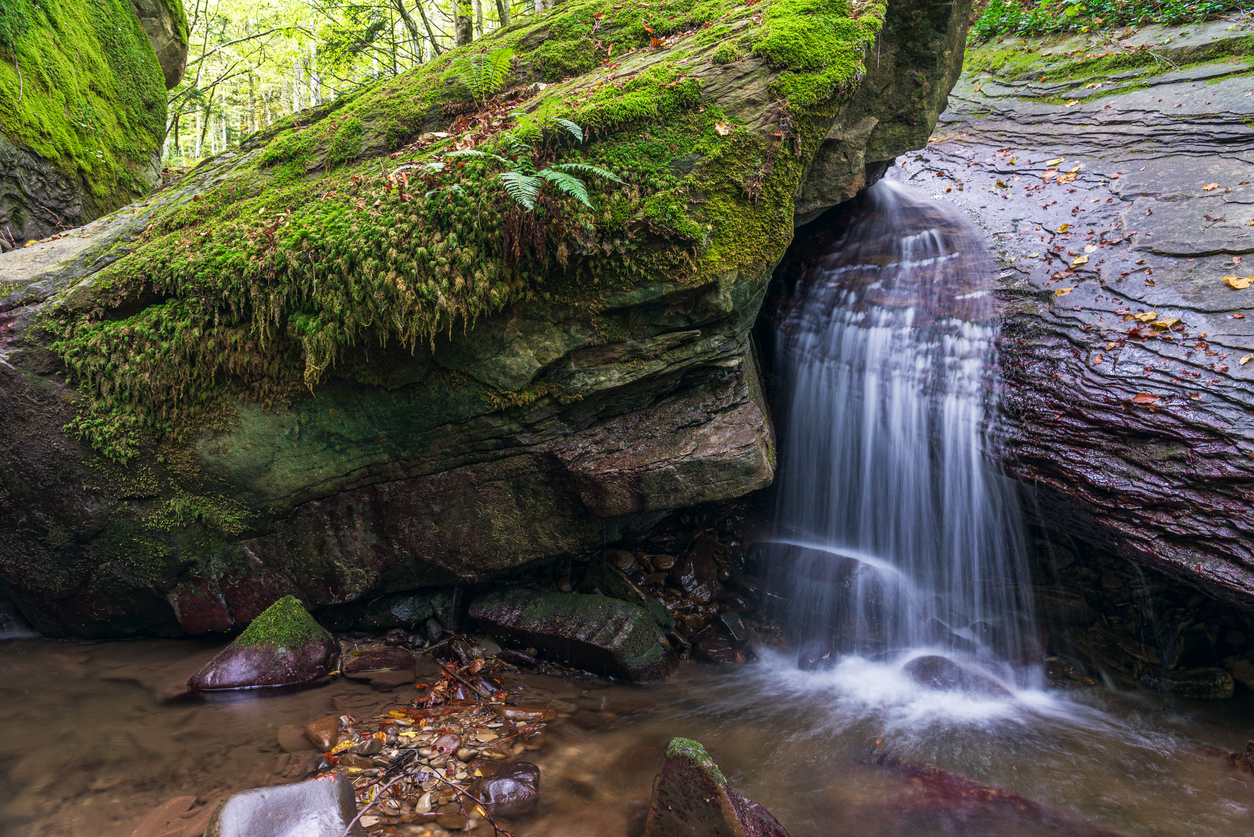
0, 0, 972, 637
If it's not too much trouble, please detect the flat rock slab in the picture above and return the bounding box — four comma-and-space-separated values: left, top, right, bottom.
470, 587, 677, 682
644, 738, 791, 837
204, 774, 364, 837
903, 29, 1254, 608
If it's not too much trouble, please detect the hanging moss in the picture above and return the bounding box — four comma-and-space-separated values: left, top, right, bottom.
47, 0, 886, 462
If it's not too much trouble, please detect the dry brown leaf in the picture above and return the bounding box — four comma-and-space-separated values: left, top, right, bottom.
1130, 393, 1160, 405
1241, 355, 1253, 366
1058, 172, 1078, 183
1223, 276, 1252, 289
714, 121, 730, 136
1054, 287, 1073, 296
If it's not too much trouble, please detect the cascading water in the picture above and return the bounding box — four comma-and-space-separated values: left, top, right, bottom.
768, 175, 1039, 689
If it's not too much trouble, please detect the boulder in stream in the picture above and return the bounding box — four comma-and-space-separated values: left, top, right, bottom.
188, 596, 339, 692
203, 773, 364, 837
644, 737, 791, 837
902, 655, 1013, 698
470, 587, 677, 682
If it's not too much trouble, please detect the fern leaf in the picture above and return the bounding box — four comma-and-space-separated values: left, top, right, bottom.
538, 169, 592, 208
550, 162, 625, 184
548, 118, 584, 143
498, 171, 541, 210
446, 149, 511, 165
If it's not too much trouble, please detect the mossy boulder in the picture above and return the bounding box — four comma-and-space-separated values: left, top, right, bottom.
187, 595, 340, 691
470, 586, 678, 681
0, 0, 185, 246
0, 0, 973, 638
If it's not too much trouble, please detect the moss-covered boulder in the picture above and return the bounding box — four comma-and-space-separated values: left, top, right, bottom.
0, 0, 973, 638
188, 595, 340, 691
470, 586, 677, 681
0, 0, 185, 246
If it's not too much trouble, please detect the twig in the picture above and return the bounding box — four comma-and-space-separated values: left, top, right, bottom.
438, 662, 495, 700
338, 771, 407, 837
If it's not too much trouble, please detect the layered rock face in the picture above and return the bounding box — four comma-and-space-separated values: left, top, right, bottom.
0, 0, 973, 637
0, 0, 186, 247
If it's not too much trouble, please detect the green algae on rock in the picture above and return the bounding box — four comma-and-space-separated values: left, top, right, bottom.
0, 0, 975, 638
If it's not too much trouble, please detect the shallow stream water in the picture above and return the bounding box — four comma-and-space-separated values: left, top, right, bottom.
1, 638, 1251, 837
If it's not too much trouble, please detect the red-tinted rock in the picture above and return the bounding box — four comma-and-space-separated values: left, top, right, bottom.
188, 597, 339, 692
644, 738, 791, 837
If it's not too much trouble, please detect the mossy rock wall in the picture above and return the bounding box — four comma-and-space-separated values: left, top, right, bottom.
0, 0, 184, 246
0, 0, 972, 638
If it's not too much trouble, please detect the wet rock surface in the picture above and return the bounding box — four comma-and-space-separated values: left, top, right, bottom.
902, 655, 1014, 698
203, 774, 364, 837
188, 597, 339, 692
644, 737, 791, 837
901, 20, 1254, 611
470, 587, 678, 682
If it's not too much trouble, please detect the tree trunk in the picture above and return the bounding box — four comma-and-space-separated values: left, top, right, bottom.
495, 0, 510, 27
412, 1, 444, 56
533, 0, 553, 14
455, 0, 474, 46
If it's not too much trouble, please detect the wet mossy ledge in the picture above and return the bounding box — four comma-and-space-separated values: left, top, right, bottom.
0, 0, 178, 234
0, 0, 975, 638
47, 0, 888, 462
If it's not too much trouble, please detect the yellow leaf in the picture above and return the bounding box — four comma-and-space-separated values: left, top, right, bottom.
1084, 244, 1098, 253
1223, 276, 1252, 289
1133, 312, 1157, 322
1058, 172, 1078, 183
1071, 254, 1089, 266
714, 121, 731, 136
1045, 158, 1064, 167
1106, 341, 1118, 350
1054, 287, 1073, 296
1202, 183, 1219, 191
1058, 223, 1070, 233
1028, 252, 1040, 257
1152, 318, 1179, 329
996, 179, 1008, 188
974, 83, 984, 93
330, 740, 355, 755
1242, 355, 1253, 366
1065, 100, 1079, 107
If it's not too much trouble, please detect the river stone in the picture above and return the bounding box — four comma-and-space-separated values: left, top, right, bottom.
304, 715, 345, 751
902, 655, 1013, 698
643, 738, 791, 837
470, 587, 677, 682
188, 596, 339, 692
1140, 666, 1234, 700
476, 761, 541, 817
203, 774, 364, 837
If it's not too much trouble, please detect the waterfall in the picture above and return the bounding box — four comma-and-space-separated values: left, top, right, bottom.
769, 176, 1038, 688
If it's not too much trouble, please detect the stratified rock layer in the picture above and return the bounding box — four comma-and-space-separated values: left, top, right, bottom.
902, 19, 1254, 610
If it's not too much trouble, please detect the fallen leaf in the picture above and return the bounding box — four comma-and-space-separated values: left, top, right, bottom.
1054, 287, 1074, 296
1223, 276, 1252, 289
714, 121, 730, 136
996, 179, 1009, 188
1092, 354, 1104, 365
1084, 244, 1098, 253
1044, 158, 1064, 167
974, 83, 984, 93
1028, 252, 1040, 257
1071, 254, 1089, 266
1203, 183, 1219, 191
1242, 355, 1253, 366
1065, 99, 1080, 107
1058, 223, 1070, 233
1133, 312, 1157, 322
1058, 172, 1078, 183
1130, 393, 1160, 405
1152, 317, 1179, 329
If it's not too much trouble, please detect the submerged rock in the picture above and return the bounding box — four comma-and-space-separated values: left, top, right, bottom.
342, 647, 415, 690
188, 596, 339, 692
902, 655, 1013, 698
475, 761, 541, 817
470, 587, 677, 682
643, 737, 791, 837
203, 773, 364, 837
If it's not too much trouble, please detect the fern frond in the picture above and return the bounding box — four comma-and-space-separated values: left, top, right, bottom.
498, 171, 541, 210
503, 135, 533, 160
538, 169, 592, 208
446, 149, 511, 165
548, 118, 584, 143
550, 162, 625, 184
452, 48, 515, 102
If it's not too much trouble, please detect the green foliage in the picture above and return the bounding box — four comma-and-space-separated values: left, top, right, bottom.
970, 0, 1244, 42
236, 595, 327, 647
751, 0, 884, 106
0, 0, 167, 216
452, 48, 515, 102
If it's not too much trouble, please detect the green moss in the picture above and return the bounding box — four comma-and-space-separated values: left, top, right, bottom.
47, 0, 886, 461
236, 595, 328, 648
0, 0, 167, 217
666, 737, 728, 785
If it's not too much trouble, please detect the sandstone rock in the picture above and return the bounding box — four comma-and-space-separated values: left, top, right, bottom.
471, 587, 677, 682
188, 596, 339, 692
643, 738, 791, 837
203, 774, 365, 837
0, 0, 973, 639
304, 715, 345, 751
129, 0, 190, 89
902, 655, 1013, 698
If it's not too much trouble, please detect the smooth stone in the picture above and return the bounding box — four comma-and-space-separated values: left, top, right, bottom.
304, 715, 344, 751
203, 774, 365, 837
902, 655, 1013, 698
643, 738, 791, 837
343, 646, 415, 675
477, 761, 541, 817
695, 635, 739, 664
278, 724, 315, 753
188, 597, 339, 692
